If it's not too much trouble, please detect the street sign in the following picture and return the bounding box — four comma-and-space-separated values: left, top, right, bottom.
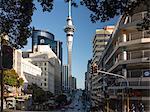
143, 70, 150, 77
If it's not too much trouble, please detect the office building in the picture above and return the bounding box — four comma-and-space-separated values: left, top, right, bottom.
72, 77, 77, 91
62, 65, 69, 92
92, 26, 114, 64
25, 45, 61, 95
32, 29, 63, 62
91, 26, 114, 108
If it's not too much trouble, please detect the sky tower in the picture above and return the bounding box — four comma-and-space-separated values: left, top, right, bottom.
64, 0, 75, 91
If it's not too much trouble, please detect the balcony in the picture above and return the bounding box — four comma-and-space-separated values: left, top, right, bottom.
119, 11, 147, 32
104, 31, 150, 65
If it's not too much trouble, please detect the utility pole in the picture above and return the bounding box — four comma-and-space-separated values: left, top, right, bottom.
0, 34, 4, 112
0, 34, 12, 112
0, 1, 3, 111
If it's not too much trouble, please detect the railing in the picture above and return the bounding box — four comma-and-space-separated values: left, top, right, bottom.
130, 11, 147, 23
117, 50, 150, 61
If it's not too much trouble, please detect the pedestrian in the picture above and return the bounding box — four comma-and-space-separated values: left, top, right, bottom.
139, 103, 145, 112
130, 104, 136, 112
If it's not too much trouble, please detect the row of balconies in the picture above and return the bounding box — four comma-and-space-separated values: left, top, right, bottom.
116, 30, 150, 44
105, 31, 150, 64
100, 11, 149, 65
91, 11, 150, 111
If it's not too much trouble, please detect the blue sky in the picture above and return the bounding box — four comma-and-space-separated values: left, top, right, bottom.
23, 0, 118, 89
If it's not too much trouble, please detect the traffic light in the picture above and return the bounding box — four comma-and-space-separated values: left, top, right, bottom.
93, 64, 98, 73
2, 45, 13, 69
90, 65, 93, 74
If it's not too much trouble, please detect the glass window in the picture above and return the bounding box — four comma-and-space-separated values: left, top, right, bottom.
44, 83, 46, 86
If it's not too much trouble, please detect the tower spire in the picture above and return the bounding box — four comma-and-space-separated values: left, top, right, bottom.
68, 0, 71, 17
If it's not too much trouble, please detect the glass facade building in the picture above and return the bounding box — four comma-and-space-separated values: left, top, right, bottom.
32, 29, 63, 62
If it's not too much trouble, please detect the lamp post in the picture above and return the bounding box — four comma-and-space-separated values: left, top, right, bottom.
97, 70, 129, 112
97, 70, 129, 87
0, 34, 12, 112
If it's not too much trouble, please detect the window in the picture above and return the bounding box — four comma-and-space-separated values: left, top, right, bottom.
41, 83, 42, 86
45, 68, 47, 71
45, 63, 47, 66
40, 39, 45, 44
44, 78, 46, 81
44, 83, 47, 86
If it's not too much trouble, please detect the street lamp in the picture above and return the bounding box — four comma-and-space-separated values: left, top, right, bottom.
97, 70, 129, 87
97, 70, 129, 112
91, 63, 130, 112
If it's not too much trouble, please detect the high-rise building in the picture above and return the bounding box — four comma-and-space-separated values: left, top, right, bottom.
32, 29, 63, 62
25, 45, 62, 95
64, 0, 75, 92
31, 29, 63, 94
62, 65, 69, 92
91, 26, 114, 108
93, 7, 150, 111
92, 26, 114, 64
85, 59, 92, 103
72, 77, 77, 91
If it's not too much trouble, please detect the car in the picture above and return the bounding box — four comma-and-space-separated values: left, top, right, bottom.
69, 106, 74, 109
61, 108, 65, 111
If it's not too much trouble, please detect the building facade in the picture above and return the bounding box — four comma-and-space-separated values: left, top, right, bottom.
21, 58, 42, 90
92, 26, 114, 64
72, 77, 77, 91
32, 29, 63, 62
91, 26, 114, 109
94, 8, 150, 112
25, 45, 61, 95
13, 49, 22, 77
85, 59, 92, 103
10, 49, 42, 96
62, 65, 69, 92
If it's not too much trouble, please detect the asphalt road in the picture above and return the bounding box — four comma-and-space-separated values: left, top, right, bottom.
10, 90, 86, 112
57, 90, 86, 112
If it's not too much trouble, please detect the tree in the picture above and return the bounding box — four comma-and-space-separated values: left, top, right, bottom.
0, 0, 149, 49
0, 0, 53, 48
81, 0, 150, 30
55, 94, 67, 105
26, 83, 53, 104
2, 69, 24, 88
0, 69, 24, 99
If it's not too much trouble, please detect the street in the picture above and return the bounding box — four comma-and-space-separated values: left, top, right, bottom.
10, 90, 86, 112
53, 90, 86, 112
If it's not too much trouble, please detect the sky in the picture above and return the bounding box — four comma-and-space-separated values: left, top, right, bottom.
23, 0, 119, 89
